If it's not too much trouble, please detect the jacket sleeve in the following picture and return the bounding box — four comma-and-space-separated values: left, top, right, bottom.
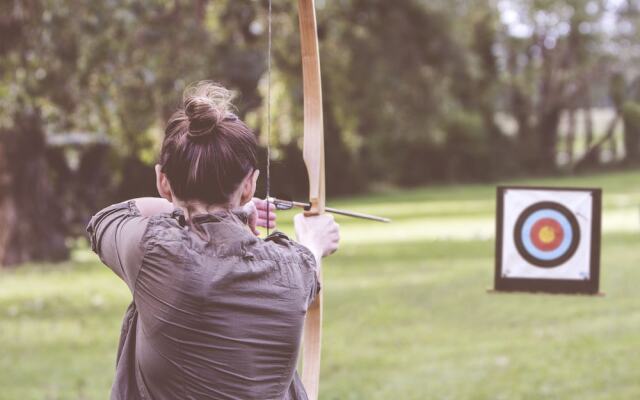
293, 241, 321, 308
266, 231, 321, 308
86, 200, 149, 292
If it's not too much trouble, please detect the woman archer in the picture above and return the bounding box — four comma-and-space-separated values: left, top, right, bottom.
87, 81, 340, 400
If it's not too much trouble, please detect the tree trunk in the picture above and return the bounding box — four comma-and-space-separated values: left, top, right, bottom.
512, 87, 536, 170
0, 112, 69, 267
609, 125, 618, 160
573, 112, 620, 171
537, 108, 561, 172
584, 106, 595, 161
0, 140, 14, 265
622, 102, 640, 164
566, 108, 576, 164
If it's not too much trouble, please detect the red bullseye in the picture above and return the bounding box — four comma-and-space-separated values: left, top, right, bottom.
530, 218, 564, 251
513, 201, 582, 269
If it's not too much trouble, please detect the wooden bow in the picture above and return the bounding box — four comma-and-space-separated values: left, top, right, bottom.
298, 1, 325, 398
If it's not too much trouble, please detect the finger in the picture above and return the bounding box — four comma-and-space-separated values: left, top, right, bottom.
258, 210, 277, 220
252, 198, 265, 210
256, 218, 277, 228
254, 198, 277, 212
255, 200, 268, 211
328, 227, 339, 235
256, 220, 271, 228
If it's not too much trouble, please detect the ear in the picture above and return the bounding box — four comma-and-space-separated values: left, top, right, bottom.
239, 169, 259, 205
155, 164, 173, 202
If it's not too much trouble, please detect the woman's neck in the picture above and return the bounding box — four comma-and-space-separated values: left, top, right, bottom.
174, 199, 238, 220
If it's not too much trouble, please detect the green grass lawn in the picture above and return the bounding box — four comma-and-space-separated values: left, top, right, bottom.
2, 170, 640, 399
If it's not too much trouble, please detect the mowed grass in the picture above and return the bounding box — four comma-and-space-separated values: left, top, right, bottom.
2, 170, 640, 399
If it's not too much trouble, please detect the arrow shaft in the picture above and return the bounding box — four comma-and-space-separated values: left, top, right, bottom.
268, 197, 390, 223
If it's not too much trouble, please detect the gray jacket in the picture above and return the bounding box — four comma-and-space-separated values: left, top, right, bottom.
87, 201, 319, 400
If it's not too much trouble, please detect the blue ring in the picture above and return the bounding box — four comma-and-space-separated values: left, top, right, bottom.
513, 201, 581, 268
520, 209, 573, 261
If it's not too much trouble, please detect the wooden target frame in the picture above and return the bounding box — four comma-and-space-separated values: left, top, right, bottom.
494, 186, 602, 295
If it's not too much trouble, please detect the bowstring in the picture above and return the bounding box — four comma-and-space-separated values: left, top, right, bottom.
265, 0, 273, 236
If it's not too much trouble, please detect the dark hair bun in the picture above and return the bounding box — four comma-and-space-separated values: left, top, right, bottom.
183, 82, 234, 140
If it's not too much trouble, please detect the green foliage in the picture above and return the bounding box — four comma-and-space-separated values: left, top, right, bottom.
0, 0, 266, 161
3, 0, 638, 195
443, 111, 493, 181
3, 170, 640, 399
311, 0, 507, 186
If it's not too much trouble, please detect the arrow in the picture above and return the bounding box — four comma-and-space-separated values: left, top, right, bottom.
268, 197, 391, 223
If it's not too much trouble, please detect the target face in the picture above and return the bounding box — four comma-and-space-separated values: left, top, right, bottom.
513, 202, 580, 268
494, 187, 601, 295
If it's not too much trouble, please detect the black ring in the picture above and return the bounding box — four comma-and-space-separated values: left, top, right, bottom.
513, 201, 580, 268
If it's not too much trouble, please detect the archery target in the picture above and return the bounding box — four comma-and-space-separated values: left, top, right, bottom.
499, 189, 594, 281
513, 201, 580, 268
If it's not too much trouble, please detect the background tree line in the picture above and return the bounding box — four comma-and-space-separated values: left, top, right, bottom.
2, 0, 640, 266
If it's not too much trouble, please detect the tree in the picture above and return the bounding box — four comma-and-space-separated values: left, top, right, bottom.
0, 0, 268, 266
498, 0, 607, 172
